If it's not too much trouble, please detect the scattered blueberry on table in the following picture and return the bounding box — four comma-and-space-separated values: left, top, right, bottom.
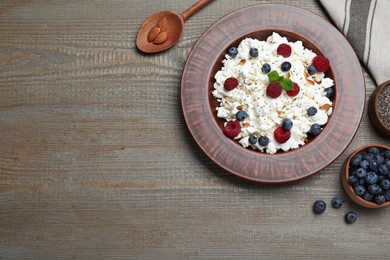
331, 196, 344, 208
313, 200, 326, 214
345, 212, 357, 224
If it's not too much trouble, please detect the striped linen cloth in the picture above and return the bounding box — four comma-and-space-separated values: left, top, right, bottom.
319, 0, 390, 86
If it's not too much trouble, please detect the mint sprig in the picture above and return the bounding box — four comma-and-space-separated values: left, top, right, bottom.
267, 70, 294, 91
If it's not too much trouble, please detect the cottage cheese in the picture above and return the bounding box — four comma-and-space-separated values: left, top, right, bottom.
212, 32, 334, 154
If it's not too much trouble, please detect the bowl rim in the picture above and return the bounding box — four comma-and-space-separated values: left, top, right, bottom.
342, 144, 390, 208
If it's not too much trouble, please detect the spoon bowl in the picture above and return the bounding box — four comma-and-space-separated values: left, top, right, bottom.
136, 0, 212, 53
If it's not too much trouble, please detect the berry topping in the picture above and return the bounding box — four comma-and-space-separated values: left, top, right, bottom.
261, 63, 271, 73
309, 123, 321, 135
312, 200, 326, 214
282, 118, 293, 130
249, 48, 259, 58
312, 55, 330, 72
236, 110, 248, 121
331, 196, 344, 208
223, 120, 241, 138
345, 212, 357, 224
224, 77, 239, 91
277, 43, 292, 58
274, 126, 291, 143
258, 136, 270, 146
307, 65, 317, 75
286, 82, 300, 97
307, 107, 318, 116
248, 136, 257, 145
266, 82, 282, 98
227, 47, 238, 58
281, 61, 292, 72
324, 87, 334, 98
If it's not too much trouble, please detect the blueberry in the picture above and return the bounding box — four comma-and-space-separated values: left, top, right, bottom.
359, 179, 365, 185
281, 61, 291, 72
258, 136, 270, 146
248, 136, 257, 145
365, 172, 379, 185
309, 123, 321, 135
282, 118, 293, 130
261, 63, 271, 73
348, 176, 359, 186
236, 110, 247, 121
354, 185, 366, 196
350, 154, 362, 167
363, 152, 375, 162
355, 168, 367, 179
369, 161, 379, 171
385, 159, 390, 168
384, 190, 390, 200
381, 178, 390, 190
307, 107, 317, 116
345, 212, 357, 224
375, 154, 385, 165
383, 150, 390, 158
331, 196, 344, 208
374, 194, 386, 205
368, 147, 380, 156
379, 164, 390, 176
324, 87, 334, 98
363, 192, 374, 201
249, 48, 259, 58
368, 184, 382, 195
227, 47, 238, 58
313, 200, 326, 214
360, 159, 370, 170
378, 175, 385, 182
307, 65, 317, 75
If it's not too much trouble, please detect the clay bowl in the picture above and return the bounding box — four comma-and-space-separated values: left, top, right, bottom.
181, 4, 365, 183
368, 80, 390, 137
341, 144, 390, 208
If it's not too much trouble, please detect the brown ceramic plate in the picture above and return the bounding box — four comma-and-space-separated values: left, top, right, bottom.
181, 4, 365, 183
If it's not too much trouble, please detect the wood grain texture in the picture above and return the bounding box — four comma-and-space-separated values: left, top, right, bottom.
1, 0, 390, 259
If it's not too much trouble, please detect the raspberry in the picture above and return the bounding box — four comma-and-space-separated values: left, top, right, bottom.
286, 82, 300, 97
266, 82, 282, 98
312, 55, 330, 73
277, 43, 292, 58
274, 126, 291, 143
224, 77, 239, 91
223, 120, 241, 138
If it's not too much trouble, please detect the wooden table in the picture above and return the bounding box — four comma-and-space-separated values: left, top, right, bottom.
1, 0, 389, 258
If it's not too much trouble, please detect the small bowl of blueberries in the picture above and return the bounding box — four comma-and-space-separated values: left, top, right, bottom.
341, 144, 390, 208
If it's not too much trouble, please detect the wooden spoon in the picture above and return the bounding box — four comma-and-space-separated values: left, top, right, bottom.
136, 0, 212, 53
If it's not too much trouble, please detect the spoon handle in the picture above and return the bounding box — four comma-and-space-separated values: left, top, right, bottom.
181, 0, 213, 21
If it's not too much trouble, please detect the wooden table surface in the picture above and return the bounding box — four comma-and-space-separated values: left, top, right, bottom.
1, 0, 390, 259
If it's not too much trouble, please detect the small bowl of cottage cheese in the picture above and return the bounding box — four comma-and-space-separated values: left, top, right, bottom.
211, 32, 335, 154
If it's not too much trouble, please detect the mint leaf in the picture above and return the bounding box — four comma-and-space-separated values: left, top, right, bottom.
267, 70, 294, 91
267, 70, 280, 82
279, 77, 294, 91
